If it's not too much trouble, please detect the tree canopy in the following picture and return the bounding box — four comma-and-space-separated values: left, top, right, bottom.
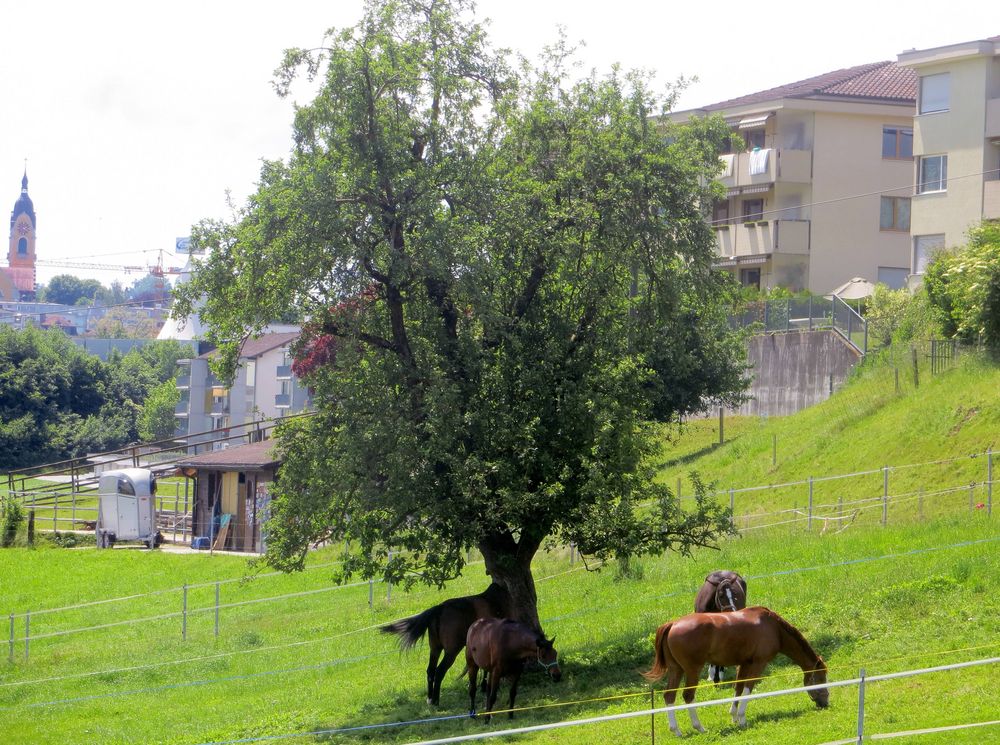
174, 0, 748, 626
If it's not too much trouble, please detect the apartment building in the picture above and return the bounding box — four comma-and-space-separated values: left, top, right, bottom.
897, 36, 1000, 284
669, 62, 917, 294
175, 331, 310, 447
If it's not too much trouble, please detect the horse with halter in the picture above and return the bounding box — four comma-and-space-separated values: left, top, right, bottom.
644, 606, 829, 736
693, 570, 747, 683
380, 582, 511, 705
464, 618, 561, 721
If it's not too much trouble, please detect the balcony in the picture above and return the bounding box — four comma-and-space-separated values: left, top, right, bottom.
715, 219, 810, 259
987, 96, 1000, 139
175, 401, 189, 416
718, 148, 812, 190
276, 364, 292, 380
985, 178, 1000, 220
274, 393, 291, 408
210, 402, 229, 416
175, 375, 190, 389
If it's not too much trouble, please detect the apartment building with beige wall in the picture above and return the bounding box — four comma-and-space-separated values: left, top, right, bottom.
897, 36, 1000, 284
669, 62, 916, 294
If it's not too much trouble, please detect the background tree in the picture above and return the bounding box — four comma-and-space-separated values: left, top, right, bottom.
40, 275, 103, 305
138, 379, 181, 442
174, 0, 748, 627
92, 306, 160, 338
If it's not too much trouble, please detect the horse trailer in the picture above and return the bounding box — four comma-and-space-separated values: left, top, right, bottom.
96, 468, 161, 549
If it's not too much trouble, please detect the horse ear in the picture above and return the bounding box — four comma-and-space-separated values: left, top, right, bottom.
549, 636, 556, 645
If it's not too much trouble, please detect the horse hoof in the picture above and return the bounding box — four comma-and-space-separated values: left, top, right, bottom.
469, 710, 476, 718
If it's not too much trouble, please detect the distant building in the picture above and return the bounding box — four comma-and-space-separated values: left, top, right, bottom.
668, 62, 917, 294
175, 331, 311, 448
2, 171, 38, 301
897, 35, 1000, 286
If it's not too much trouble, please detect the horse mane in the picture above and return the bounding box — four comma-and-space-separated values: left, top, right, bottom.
770, 610, 824, 669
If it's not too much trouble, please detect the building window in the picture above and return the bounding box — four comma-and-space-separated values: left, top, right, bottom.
742, 198, 764, 223
913, 234, 945, 275
744, 129, 766, 150
882, 127, 913, 159
919, 73, 949, 114
877, 267, 909, 289
917, 155, 947, 193
739, 268, 761, 289
880, 196, 911, 231
712, 199, 730, 225
17, 238, 27, 255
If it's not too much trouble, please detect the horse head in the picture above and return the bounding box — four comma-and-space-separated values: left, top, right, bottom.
803, 659, 829, 708
714, 578, 746, 612
536, 635, 562, 682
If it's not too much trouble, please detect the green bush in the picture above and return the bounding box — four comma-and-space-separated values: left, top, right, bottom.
1, 498, 24, 547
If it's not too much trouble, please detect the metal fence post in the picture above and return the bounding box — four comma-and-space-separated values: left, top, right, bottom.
650, 688, 655, 744
856, 668, 866, 744
988, 448, 993, 517
182, 584, 188, 641
970, 483, 975, 512
8, 613, 13, 663
215, 582, 220, 637
807, 477, 813, 530
729, 488, 735, 527
24, 610, 29, 662
369, 579, 374, 609
882, 466, 889, 526
808, 296, 813, 331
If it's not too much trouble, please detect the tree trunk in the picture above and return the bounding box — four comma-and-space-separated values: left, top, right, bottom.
479, 533, 544, 633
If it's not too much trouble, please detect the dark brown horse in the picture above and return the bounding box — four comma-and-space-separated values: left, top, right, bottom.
694, 570, 748, 683
381, 583, 511, 705
464, 618, 561, 720
644, 607, 829, 736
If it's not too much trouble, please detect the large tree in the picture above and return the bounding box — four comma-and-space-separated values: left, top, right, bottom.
174, 0, 748, 628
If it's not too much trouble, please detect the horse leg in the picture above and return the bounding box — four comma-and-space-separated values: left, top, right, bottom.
683, 666, 707, 734
506, 671, 521, 720
426, 644, 443, 705
484, 667, 502, 723
467, 663, 479, 717
432, 647, 461, 707
663, 667, 684, 737
733, 665, 757, 728
730, 677, 744, 725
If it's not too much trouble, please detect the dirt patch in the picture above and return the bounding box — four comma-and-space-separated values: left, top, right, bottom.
948, 406, 979, 436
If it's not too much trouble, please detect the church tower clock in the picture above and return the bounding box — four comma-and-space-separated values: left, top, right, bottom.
8, 170, 37, 300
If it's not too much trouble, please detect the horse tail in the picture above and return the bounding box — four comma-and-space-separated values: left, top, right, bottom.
642, 622, 673, 682
380, 605, 441, 650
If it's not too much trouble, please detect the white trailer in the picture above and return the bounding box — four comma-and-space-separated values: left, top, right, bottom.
96, 468, 161, 549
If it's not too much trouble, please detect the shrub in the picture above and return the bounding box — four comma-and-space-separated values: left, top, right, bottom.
2, 498, 24, 547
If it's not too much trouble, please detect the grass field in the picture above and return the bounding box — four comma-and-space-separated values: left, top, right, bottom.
1, 351, 998, 744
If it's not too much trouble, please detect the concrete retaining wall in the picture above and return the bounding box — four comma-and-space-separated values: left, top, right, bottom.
733, 330, 862, 417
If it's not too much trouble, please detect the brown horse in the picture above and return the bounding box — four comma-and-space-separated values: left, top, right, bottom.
644, 607, 829, 736
464, 618, 561, 720
693, 570, 748, 683
381, 582, 511, 705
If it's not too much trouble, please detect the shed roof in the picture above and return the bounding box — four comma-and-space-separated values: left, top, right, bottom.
197, 331, 299, 361
175, 439, 282, 471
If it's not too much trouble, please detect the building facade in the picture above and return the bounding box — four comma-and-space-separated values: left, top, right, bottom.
175, 331, 311, 448
897, 36, 1000, 285
2, 171, 38, 301
669, 62, 917, 295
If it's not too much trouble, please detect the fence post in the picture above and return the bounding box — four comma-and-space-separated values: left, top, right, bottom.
807, 477, 813, 530
24, 610, 29, 662
785, 298, 790, 332
912, 346, 919, 388
53, 493, 58, 532
215, 582, 220, 637
182, 584, 188, 641
970, 483, 975, 512
8, 613, 13, 663
650, 687, 655, 745
808, 296, 813, 331
856, 668, 866, 744
718, 406, 724, 445
882, 466, 889, 526
729, 488, 735, 527
369, 579, 374, 609
988, 448, 993, 518
772, 433, 777, 466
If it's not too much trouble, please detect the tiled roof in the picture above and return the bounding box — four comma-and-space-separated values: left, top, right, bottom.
175, 438, 282, 470
198, 331, 299, 360
696, 61, 916, 112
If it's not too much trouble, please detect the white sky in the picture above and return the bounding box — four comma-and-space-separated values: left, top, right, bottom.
2, 0, 991, 287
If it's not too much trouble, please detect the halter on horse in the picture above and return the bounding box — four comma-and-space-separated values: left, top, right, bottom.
464, 617, 561, 721
693, 570, 748, 682
644, 606, 829, 736
381, 582, 512, 705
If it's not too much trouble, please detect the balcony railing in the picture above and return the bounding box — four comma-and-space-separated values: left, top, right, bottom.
276, 365, 292, 380
715, 219, 810, 258
210, 402, 229, 416
986, 96, 1000, 139
718, 148, 812, 189
174, 401, 189, 416
175, 375, 190, 389
274, 393, 291, 408
985, 178, 1000, 221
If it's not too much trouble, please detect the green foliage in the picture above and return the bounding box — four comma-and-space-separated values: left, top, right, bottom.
865, 284, 938, 347
39, 274, 103, 305
174, 0, 747, 617
924, 222, 1000, 347
139, 379, 181, 442
1, 497, 23, 546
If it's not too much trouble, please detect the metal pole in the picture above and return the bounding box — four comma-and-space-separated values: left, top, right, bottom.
8, 613, 13, 663
970, 484, 975, 512
718, 407, 724, 445
24, 610, 29, 662
650, 688, 655, 745
53, 493, 57, 532
729, 488, 735, 526
808, 476, 813, 530
856, 668, 866, 744
988, 449, 993, 517
772, 433, 776, 466
882, 466, 888, 526
368, 579, 374, 609
215, 582, 220, 637
808, 296, 813, 331
182, 584, 188, 641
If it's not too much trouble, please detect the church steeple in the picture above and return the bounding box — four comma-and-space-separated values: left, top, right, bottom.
7, 169, 37, 300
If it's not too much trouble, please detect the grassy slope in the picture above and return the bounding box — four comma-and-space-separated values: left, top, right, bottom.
1, 351, 999, 744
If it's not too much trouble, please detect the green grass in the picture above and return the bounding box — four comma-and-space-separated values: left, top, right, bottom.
1, 349, 999, 744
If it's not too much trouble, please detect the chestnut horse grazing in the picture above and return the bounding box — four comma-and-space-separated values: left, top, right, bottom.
693, 570, 748, 683
464, 618, 561, 720
381, 583, 511, 705
644, 607, 829, 737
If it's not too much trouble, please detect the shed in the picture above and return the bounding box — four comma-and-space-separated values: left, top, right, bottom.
175, 439, 282, 552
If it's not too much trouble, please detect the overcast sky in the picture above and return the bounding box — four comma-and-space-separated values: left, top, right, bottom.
2, 0, 991, 286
